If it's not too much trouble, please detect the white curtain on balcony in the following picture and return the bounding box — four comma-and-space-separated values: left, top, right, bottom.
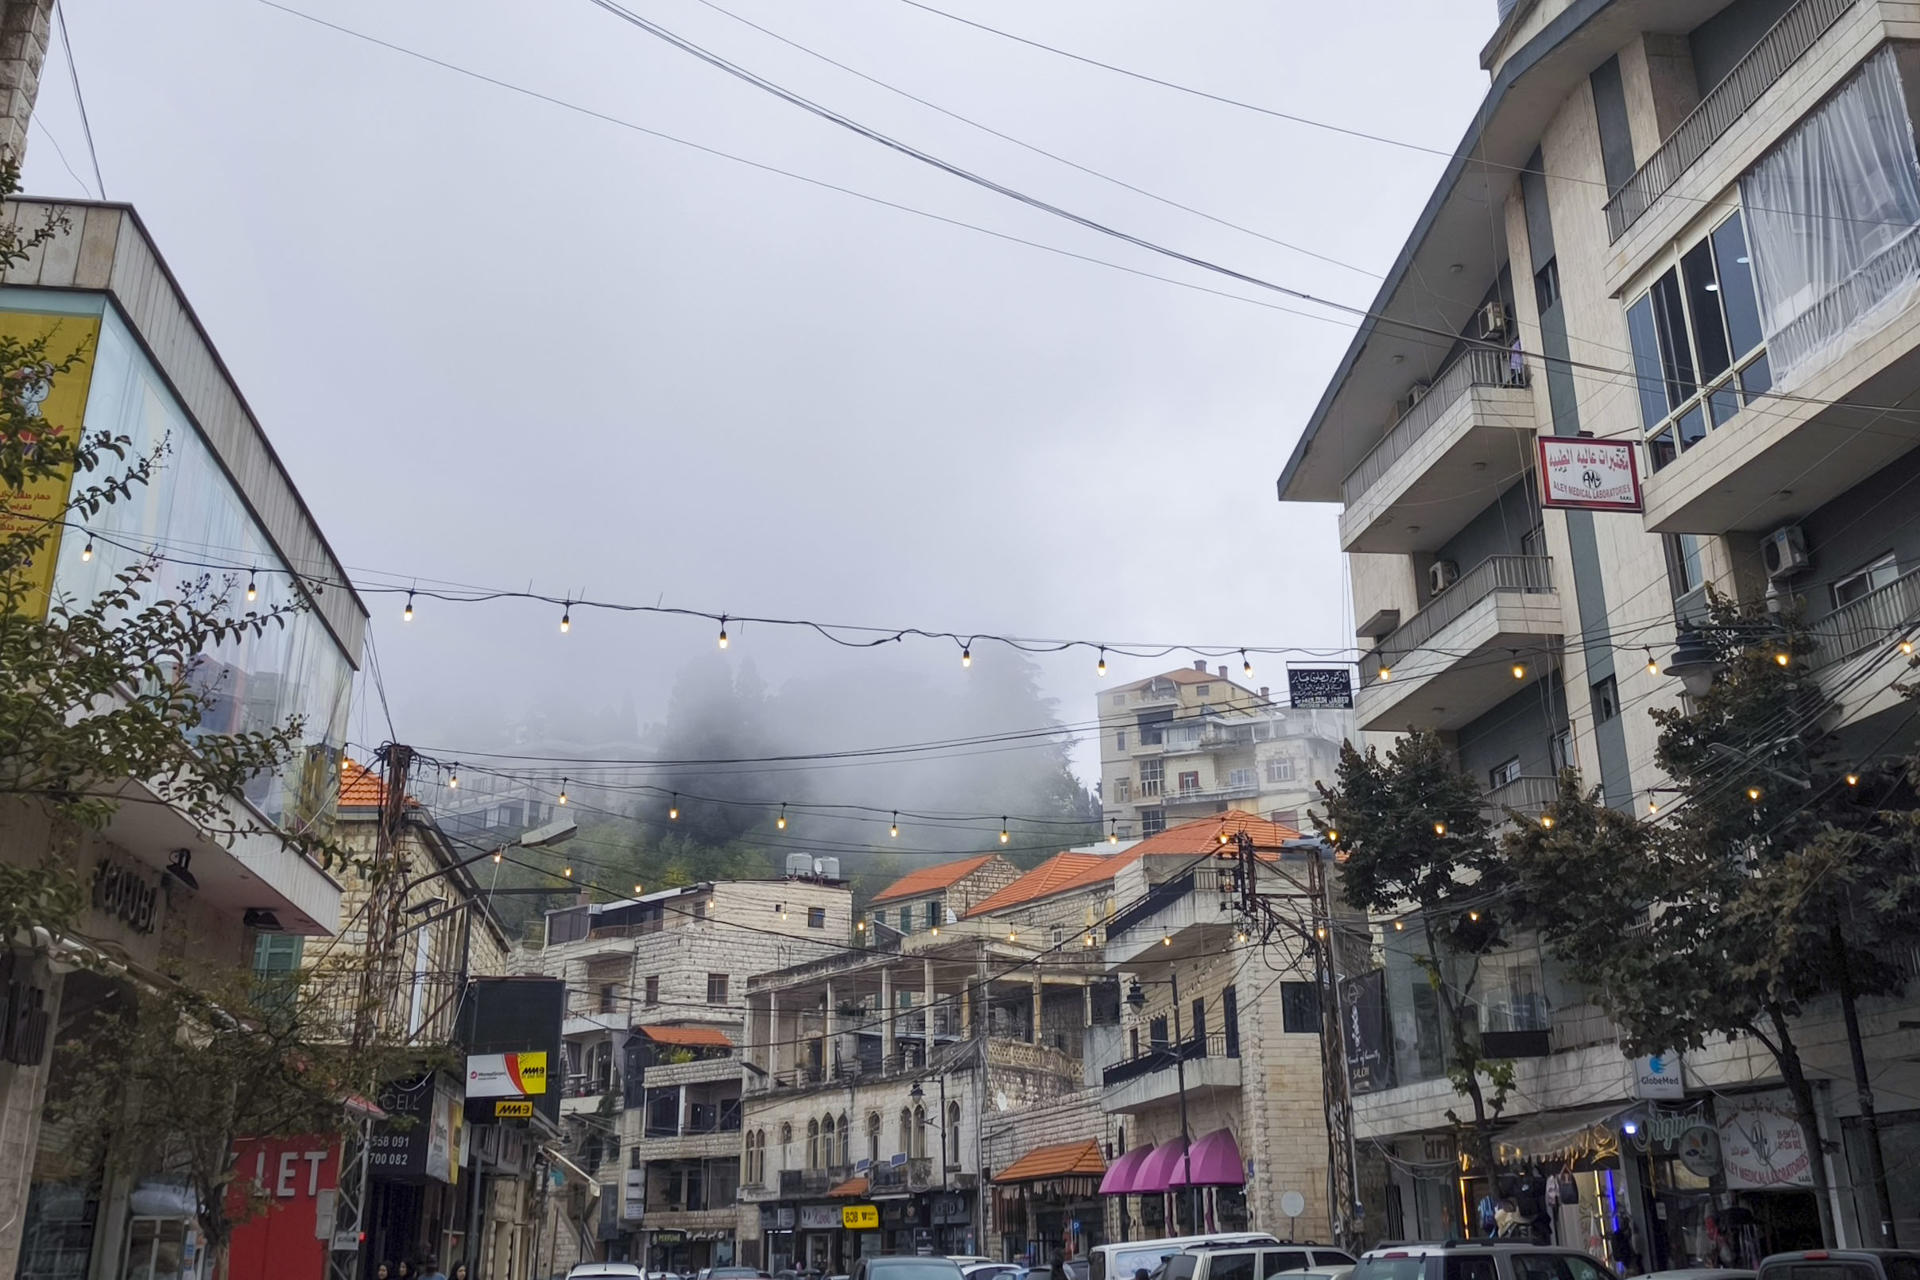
1741, 45, 1920, 390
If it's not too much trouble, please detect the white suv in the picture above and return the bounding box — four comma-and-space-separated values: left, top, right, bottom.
1354, 1242, 1613, 1280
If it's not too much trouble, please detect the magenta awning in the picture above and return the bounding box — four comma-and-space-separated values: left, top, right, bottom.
1098, 1144, 1154, 1195
1169, 1129, 1246, 1187
1132, 1139, 1190, 1193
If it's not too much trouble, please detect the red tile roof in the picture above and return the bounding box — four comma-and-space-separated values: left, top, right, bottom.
994, 1138, 1106, 1183
339, 758, 387, 807
828, 1175, 869, 1198
964, 852, 1111, 918
870, 854, 1000, 904
1112, 666, 1255, 694
636, 1024, 732, 1048
1024, 811, 1306, 902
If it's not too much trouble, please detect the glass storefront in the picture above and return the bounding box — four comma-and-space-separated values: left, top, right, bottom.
1, 286, 356, 829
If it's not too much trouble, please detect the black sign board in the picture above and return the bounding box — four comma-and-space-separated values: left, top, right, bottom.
1288, 667, 1353, 709
1341, 970, 1392, 1095
456, 976, 566, 1126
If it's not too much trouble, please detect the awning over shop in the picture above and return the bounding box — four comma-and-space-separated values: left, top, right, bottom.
1098, 1145, 1153, 1196
1490, 1104, 1631, 1166
636, 1024, 732, 1048
996, 1139, 1105, 1184
1169, 1129, 1244, 1187
1133, 1139, 1190, 1194
828, 1176, 869, 1198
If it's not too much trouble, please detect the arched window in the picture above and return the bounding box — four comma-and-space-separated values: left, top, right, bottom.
946, 1100, 961, 1154
912, 1105, 927, 1159
898, 1107, 912, 1157
757, 1130, 767, 1183
780, 1121, 792, 1147
866, 1112, 881, 1165
807, 1118, 821, 1169
836, 1112, 850, 1166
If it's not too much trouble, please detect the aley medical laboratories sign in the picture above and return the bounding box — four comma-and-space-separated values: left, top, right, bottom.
1537, 438, 1643, 512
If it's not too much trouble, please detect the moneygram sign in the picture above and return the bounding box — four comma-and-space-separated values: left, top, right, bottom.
466, 1051, 549, 1098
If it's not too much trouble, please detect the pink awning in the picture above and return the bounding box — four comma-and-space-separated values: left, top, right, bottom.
1169, 1129, 1245, 1187
1132, 1139, 1190, 1193
1098, 1144, 1154, 1196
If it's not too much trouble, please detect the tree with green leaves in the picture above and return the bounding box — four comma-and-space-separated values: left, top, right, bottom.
1502, 595, 1920, 1247
1315, 731, 1515, 1179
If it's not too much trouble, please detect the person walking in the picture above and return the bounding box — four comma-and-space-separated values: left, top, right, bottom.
419, 1259, 448, 1280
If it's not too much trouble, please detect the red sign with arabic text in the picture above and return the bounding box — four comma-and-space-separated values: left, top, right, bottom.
1537, 437, 1643, 512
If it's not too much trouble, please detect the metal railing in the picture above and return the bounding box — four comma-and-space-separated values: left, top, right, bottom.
778, 1169, 831, 1197
1342, 348, 1519, 507
1360, 555, 1555, 686
1100, 1030, 1237, 1088
1105, 870, 1195, 939
1164, 778, 1261, 806
1771, 225, 1920, 380
1603, 0, 1858, 241
1480, 774, 1559, 820
1811, 564, 1920, 669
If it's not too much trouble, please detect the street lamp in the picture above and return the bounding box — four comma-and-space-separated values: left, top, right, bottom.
1664, 626, 1722, 698
1126, 974, 1198, 1232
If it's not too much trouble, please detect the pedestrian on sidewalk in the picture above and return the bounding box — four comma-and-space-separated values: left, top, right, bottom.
419, 1259, 448, 1280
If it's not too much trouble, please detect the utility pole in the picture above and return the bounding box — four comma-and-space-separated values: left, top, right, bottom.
327, 743, 414, 1280
1227, 830, 1361, 1252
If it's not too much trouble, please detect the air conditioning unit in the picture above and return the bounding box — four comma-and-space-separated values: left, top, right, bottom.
1478, 301, 1508, 338
1763, 524, 1810, 579
1429, 559, 1460, 596
1405, 380, 1432, 412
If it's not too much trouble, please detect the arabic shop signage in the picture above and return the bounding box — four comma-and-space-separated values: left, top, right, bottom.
1537, 437, 1643, 512
1718, 1092, 1812, 1189
92, 858, 158, 935
1287, 667, 1353, 710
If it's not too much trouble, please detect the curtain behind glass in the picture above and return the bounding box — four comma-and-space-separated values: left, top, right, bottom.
1741, 45, 1920, 389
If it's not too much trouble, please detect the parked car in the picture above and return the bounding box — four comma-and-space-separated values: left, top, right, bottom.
1354, 1242, 1613, 1280
1760, 1252, 1920, 1280
852, 1259, 969, 1280
709, 1270, 775, 1280
567, 1265, 647, 1280
1643, 1271, 1757, 1280
1170, 1243, 1357, 1280
1092, 1235, 1280, 1280
964, 1265, 1028, 1280
948, 1261, 996, 1270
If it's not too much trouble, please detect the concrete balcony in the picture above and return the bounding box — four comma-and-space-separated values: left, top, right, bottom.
1807, 563, 1920, 723
631, 1207, 738, 1233
632, 1128, 741, 1163
1356, 555, 1562, 734
1100, 1034, 1241, 1115
1339, 350, 1536, 555
1161, 780, 1261, 812
1102, 869, 1238, 968
643, 1055, 743, 1088
1480, 775, 1558, 827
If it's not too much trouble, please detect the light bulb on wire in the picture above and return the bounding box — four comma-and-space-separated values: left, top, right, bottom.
560, 604, 571, 634
80, 538, 92, 563
999, 818, 1010, 844
246, 570, 258, 603
1097, 648, 1107, 677
669, 795, 679, 821
448, 764, 459, 791
559, 778, 569, 805
1903, 638, 1914, 656
1648, 796, 1660, 814
1774, 650, 1789, 667
563, 866, 573, 879
403, 591, 414, 623
718, 615, 729, 650
1847, 772, 1861, 787
777, 804, 787, 831
1432, 821, 1447, 836
1748, 786, 1763, 803
1378, 665, 1392, 681
1243, 650, 1253, 679
890, 812, 900, 839
1107, 820, 1118, 845
1541, 815, 1555, 829
961, 645, 971, 668
1511, 658, 1527, 680
1645, 650, 1657, 677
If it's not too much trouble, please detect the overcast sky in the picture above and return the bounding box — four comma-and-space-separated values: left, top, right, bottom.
25, 0, 1491, 780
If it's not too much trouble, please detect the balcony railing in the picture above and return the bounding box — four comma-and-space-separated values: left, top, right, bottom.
1603, 0, 1857, 241
1811, 564, 1920, 669
778, 1169, 832, 1197
1344, 349, 1519, 506
1101, 1030, 1236, 1088
1360, 555, 1554, 685
1164, 778, 1261, 806
1480, 775, 1558, 821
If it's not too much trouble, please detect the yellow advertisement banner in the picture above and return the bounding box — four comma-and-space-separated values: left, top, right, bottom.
842, 1205, 879, 1231
494, 1100, 534, 1118
0, 310, 101, 620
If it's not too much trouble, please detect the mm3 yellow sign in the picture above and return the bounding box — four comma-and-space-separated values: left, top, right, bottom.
841, 1205, 879, 1231
494, 1100, 534, 1119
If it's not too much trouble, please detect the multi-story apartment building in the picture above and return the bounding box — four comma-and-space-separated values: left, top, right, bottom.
1098, 664, 1348, 840
736, 931, 1098, 1272
956, 814, 1333, 1245
1, 199, 368, 1278
530, 874, 853, 1273
1278, 0, 1920, 1258
866, 855, 1022, 938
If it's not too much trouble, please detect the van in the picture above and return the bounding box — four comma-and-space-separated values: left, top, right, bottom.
1091, 1235, 1278, 1280
1759, 1250, 1920, 1280
1166, 1242, 1358, 1280
1352, 1241, 1610, 1280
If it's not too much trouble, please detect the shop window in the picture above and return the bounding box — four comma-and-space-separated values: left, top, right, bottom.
1281, 982, 1320, 1033
1625, 209, 1767, 471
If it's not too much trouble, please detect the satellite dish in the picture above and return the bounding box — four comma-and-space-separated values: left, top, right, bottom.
1281, 1191, 1307, 1220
